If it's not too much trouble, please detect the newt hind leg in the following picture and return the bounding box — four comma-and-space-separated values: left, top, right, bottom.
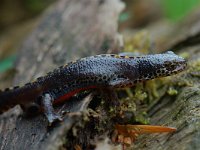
100, 87, 120, 107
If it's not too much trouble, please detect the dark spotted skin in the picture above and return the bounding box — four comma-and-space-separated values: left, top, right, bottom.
0, 51, 186, 123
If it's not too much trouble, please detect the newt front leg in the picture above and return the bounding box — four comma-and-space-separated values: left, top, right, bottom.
41, 93, 63, 124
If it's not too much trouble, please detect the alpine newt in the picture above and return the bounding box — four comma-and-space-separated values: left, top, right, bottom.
0, 51, 186, 123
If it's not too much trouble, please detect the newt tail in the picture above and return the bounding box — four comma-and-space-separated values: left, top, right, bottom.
0, 51, 186, 123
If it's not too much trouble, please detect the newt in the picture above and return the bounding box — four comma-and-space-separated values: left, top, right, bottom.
0, 51, 186, 124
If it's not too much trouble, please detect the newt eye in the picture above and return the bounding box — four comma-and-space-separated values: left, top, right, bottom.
164, 60, 178, 70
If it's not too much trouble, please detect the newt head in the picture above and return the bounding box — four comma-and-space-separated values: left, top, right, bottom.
136, 51, 187, 80
155, 51, 187, 76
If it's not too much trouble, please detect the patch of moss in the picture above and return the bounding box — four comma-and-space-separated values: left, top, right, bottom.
167, 87, 178, 96
189, 59, 200, 78
123, 30, 151, 54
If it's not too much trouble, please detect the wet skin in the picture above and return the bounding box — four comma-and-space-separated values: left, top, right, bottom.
0, 51, 187, 123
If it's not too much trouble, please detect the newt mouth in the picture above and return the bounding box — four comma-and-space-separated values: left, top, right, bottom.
164, 58, 187, 74
175, 62, 187, 72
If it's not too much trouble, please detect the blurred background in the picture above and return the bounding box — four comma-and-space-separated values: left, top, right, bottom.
0, 0, 200, 74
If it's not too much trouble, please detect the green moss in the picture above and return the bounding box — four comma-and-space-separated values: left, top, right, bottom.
167, 87, 178, 95
24, 0, 54, 14
119, 97, 137, 112
135, 85, 148, 101
189, 59, 200, 78
135, 112, 150, 125
123, 30, 151, 54
180, 52, 190, 59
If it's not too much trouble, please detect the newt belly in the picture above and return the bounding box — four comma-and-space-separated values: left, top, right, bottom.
53, 86, 97, 104
0, 51, 186, 123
